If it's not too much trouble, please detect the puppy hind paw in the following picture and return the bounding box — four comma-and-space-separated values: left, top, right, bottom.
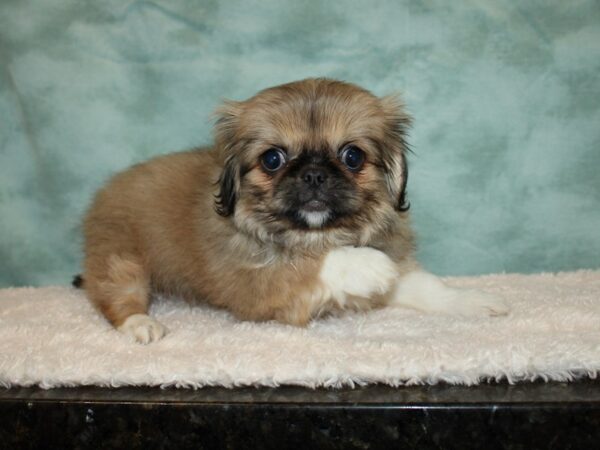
320, 246, 398, 299
118, 314, 168, 344
453, 290, 510, 317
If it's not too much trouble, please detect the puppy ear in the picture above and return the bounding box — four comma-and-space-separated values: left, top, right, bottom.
213, 100, 244, 149
215, 155, 240, 217
213, 100, 244, 216
380, 94, 412, 212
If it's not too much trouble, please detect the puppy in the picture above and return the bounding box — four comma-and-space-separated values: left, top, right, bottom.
78, 78, 508, 343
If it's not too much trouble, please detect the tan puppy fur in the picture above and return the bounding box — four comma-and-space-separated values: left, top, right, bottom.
80, 78, 508, 343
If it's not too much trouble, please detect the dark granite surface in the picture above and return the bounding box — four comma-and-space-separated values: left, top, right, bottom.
1, 380, 599, 449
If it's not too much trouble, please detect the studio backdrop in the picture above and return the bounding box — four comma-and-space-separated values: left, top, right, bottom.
1, 0, 599, 287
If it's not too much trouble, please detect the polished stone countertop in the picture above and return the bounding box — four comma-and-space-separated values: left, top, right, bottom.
1, 380, 599, 449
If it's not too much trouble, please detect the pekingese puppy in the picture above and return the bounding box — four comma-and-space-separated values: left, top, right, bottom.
77, 78, 508, 343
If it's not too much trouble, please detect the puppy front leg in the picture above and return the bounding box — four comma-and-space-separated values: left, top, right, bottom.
389, 270, 509, 316
319, 246, 399, 308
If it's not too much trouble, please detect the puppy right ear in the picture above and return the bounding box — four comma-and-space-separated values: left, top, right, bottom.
213, 100, 244, 217
213, 100, 244, 149
215, 155, 239, 217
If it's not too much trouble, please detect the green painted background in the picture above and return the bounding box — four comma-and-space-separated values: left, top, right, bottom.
1, 0, 599, 287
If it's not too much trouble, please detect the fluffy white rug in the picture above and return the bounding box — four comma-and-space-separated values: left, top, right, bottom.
1, 271, 599, 389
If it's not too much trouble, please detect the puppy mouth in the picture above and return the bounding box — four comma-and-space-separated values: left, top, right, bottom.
298, 208, 331, 229
293, 199, 332, 229
302, 199, 329, 212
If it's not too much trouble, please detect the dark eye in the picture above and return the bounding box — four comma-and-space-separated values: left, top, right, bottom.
340, 145, 365, 171
260, 148, 286, 172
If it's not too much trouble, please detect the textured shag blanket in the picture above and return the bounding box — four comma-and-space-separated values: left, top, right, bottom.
1, 271, 599, 389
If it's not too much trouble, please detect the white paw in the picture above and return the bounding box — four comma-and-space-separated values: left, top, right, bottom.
118, 314, 167, 344
452, 289, 510, 317
320, 246, 398, 299
391, 271, 509, 317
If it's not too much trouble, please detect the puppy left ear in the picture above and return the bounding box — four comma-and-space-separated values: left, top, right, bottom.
215, 155, 240, 217
380, 94, 412, 212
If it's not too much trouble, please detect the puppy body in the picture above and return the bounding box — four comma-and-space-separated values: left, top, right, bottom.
81, 79, 508, 343
83, 149, 413, 326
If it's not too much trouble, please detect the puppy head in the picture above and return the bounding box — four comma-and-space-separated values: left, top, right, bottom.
214, 78, 411, 249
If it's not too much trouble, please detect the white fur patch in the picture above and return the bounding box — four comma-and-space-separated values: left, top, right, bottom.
118, 314, 167, 344
319, 246, 398, 306
391, 271, 510, 316
299, 210, 330, 228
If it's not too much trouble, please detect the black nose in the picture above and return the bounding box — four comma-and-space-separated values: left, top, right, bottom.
301, 167, 328, 187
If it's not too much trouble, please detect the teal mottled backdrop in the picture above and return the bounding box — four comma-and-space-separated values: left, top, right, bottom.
1, 0, 599, 286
